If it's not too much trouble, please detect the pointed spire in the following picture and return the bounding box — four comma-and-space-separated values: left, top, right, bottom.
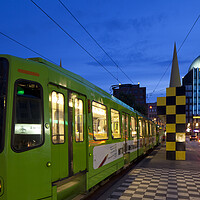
60, 59, 62, 67
169, 43, 181, 87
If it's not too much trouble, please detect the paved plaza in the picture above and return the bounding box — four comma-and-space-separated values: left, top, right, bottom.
97, 138, 200, 200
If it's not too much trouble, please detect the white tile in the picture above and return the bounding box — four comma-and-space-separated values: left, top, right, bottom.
128, 185, 138, 189
142, 181, 151, 183
156, 190, 167, 194
187, 186, 197, 190
144, 192, 156, 196
177, 188, 188, 191
119, 196, 131, 200
135, 188, 147, 192
177, 192, 189, 197
138, 184, 148, 188
188, 191, 200, 195
124, 190, 135, 194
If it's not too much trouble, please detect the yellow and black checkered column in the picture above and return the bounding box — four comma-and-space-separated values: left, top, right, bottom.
157, 86, 186, 160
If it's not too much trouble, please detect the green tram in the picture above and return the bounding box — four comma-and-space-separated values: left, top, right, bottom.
0, 55, 159, 200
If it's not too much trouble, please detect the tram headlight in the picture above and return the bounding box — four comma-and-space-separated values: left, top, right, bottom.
0, 178, 3, 196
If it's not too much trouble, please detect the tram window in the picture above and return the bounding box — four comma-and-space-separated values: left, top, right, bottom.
75, 98, 84, 142
131, 117, 137, 137
146, 121, 149, 135
111, 109, 121, 139
142, 120, 146, 136
122, 114, 128, 138
150, 123, 152, 136
122, 115, 125, 137
139, 119, 142, 137
153, 126, 156, 136
51, 91, 65, 144
12, 80, 43, 151
92, 101, 108, 140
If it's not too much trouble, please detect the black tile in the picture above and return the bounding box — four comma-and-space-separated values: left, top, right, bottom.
166, 96, 176, 105
157, 106, 166, 115
146, 190, 157, 193
156, 192, 167, 197
176, 124, 186, 133
143, 195, 155, 198
166, 151, 176, 160
176, 86, 185, 96
189, 193, 200, 198
166, 115, 176, 124
176, 142, 186, 151
166, 133, 176, 142
123, 193, 133, 197
176, 105, 185, 114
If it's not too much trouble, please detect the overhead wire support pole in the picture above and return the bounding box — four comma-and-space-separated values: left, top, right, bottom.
58, 0, 134, 84
30, 0, 121, 83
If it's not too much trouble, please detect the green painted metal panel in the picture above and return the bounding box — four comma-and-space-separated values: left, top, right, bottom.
0, 55, 159, 199
2, 55, 52, 199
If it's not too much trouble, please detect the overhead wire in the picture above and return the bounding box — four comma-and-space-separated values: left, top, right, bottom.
58, 0, 134, 84
30, 0, 121, 83
0, 31, 57, 65
149, 14, 200, 100
177, 15, 200, 53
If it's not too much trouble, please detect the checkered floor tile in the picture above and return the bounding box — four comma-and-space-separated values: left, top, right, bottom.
107, 168, 200, 200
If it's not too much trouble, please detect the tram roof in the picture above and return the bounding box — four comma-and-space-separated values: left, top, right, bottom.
27, 57, 137, 113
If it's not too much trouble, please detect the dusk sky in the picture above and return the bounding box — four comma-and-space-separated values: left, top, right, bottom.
1, 0, 200, 102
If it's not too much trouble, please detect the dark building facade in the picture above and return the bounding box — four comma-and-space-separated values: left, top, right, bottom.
182, 56, 200, 133
147, 102, 157, 120
112, 83, 146, 109
147, 102, 165, 129
112, 83, 146, 107
112, 83, 147, 115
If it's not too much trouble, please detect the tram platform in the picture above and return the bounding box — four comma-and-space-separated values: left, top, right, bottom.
97, 142, 200, 200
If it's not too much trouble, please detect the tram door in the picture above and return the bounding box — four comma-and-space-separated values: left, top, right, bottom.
49, 85, 68, 181
49, 86, 87, 181
68, 91, 87, 175
122, 113, 129, 163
